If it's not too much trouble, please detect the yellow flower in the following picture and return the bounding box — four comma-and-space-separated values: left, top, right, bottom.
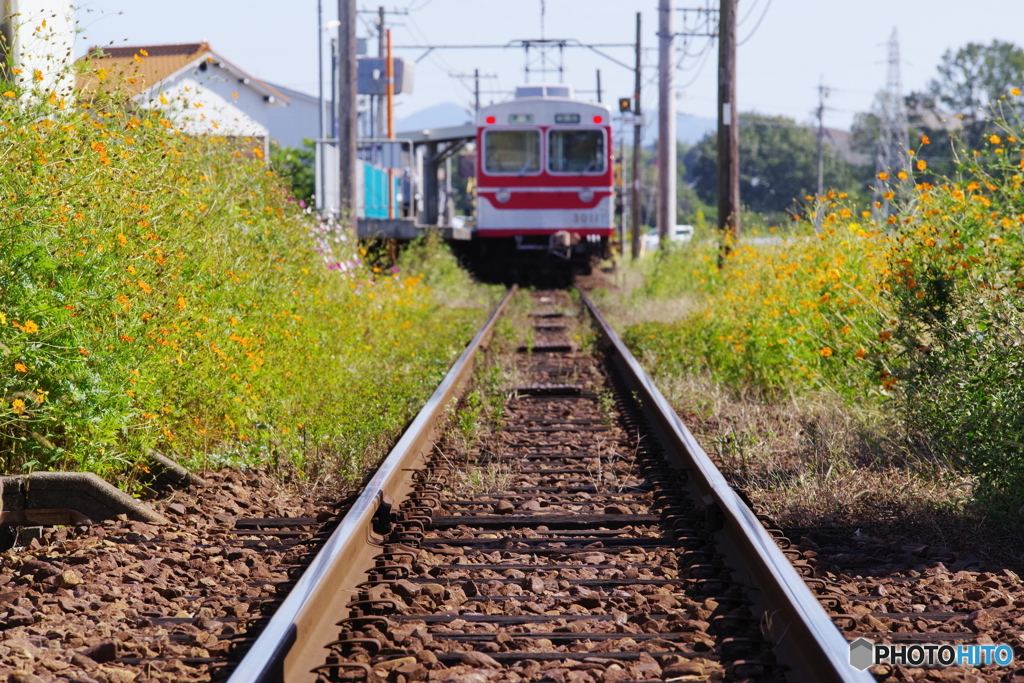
820, 347, 833, 357
990, 134, 1002, 144
33, 70, 43, 82
916, 159, 927, 171
921, 135, 931, 145
14, 363, 27, 373
877, 172, 889, 180
19, 320, 39, 334
137, 280, 152, 294
11, 399, 25, 415
2, 91, 15, 98
1012, 88, 1022, 97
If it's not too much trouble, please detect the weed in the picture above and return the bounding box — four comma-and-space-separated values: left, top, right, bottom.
0, 47, 488, 486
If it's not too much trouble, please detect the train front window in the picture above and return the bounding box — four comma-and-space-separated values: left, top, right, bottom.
548, 130, 605, 174
483, 130, 541, 174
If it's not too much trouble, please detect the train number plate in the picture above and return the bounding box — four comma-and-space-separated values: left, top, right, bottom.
571, 212, 603, 226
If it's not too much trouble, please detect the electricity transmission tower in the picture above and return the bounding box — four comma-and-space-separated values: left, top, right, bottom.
875, 27, 909, 217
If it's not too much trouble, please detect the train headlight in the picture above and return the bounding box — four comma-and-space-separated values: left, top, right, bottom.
578, 188, 594, 203
496, 189, 512, 204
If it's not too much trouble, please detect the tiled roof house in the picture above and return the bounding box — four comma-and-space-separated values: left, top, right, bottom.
78, 42, 290, 151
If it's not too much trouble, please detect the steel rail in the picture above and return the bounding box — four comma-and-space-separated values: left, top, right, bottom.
227, 286, 516, 683
578, 288, 870, 683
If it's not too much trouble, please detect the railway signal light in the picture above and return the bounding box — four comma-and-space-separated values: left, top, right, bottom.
618, 97, 632, 113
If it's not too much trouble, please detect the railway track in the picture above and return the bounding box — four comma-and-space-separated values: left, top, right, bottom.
225, 288, 867, 683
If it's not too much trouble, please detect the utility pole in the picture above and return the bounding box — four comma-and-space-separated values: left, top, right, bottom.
596, 69, 602, 103
377, 6, 386, 140
657, 0, 675, 247
717, 0, 739, 244
815, 78, 829, 231
630, 12, 643, 261
448, 70, 497, 116
338, 0, 357, 234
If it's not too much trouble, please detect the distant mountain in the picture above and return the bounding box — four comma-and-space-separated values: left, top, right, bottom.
677, 114, 717, 144
640, 112, 717, 146
396, 102, 472, 133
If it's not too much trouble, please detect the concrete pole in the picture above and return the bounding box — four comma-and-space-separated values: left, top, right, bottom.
338, 0, 358, 233
377, 6, 386, 141
658, 0, 676, 246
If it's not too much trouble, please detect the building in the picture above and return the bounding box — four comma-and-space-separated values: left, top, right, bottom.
77, 42, 291, 155
265, 82, 321, 150
1, 0, 76, 96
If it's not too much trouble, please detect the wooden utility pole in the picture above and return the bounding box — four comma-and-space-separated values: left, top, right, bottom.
338, 0, 358, 233
630, 12, 643, 261
716, 0, 739, 242
657, 0, 675, 246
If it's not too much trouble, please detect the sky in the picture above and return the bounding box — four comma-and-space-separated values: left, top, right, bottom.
71, 0, 1024, 132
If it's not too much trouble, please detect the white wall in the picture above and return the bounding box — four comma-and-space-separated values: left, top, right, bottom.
266, 84, 320, 149
2, 0, 75, 96
137, 61, 283, 143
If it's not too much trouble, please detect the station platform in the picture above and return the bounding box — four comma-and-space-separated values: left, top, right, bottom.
357, 218, 472, 241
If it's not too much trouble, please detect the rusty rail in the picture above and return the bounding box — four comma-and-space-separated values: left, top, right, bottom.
578, 288, 871, 683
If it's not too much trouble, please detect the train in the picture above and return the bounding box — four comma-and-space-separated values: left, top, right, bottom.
469, 84, 615, 277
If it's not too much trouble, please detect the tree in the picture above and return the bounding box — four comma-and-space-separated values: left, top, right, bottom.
686, 113, 859, 218
928, 40, 1024, 121
270, 138, 315, 203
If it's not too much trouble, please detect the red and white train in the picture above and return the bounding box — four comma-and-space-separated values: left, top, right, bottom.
474, 85, 614, 269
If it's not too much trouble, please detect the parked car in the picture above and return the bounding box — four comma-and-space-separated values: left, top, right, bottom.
643, 224, 694, 252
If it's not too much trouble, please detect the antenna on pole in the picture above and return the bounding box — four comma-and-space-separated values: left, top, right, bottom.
875, 27, 909, 217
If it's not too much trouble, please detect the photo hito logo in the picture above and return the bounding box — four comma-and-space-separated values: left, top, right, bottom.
849, 638, 1015, 670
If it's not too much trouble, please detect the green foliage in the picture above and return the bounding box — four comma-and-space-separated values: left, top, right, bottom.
877, 113, 1024, 512
626, 100, 1024, 511
0, 68, 486, 487
686, 113, 861, 218
928, 40, 1024, 119
270, 138, 315, 203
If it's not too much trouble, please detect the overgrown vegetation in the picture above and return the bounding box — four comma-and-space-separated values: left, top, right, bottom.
612, 98, 1024, 515
0, 52, 492, 488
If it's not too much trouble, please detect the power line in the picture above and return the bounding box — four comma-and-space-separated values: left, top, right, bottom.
737, 0, 771, 46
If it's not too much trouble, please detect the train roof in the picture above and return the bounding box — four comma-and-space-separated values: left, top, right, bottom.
478, 86, 611, 126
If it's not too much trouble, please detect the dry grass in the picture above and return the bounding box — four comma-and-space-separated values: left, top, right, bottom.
657, 373, 974, 529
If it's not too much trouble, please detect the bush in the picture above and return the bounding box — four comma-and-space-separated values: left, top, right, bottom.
622, 98, 1024, 510
0, 59, 487, 487
625, 211, 890, 399
878, 120, 1024, 510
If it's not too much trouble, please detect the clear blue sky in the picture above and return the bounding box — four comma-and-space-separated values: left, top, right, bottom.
73, 1, 1024, 131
